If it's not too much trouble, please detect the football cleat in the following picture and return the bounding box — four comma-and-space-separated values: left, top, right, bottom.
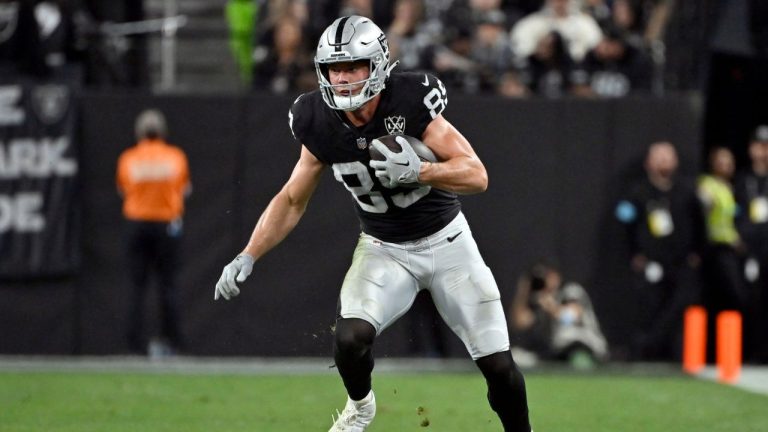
329, 391, 376, 432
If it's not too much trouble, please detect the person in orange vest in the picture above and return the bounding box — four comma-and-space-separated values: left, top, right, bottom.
117, 109, 191, 356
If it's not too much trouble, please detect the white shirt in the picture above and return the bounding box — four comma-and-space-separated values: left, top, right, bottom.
510, 10, 603, 61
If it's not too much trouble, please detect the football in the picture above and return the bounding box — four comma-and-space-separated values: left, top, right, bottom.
369, 134, 437, 163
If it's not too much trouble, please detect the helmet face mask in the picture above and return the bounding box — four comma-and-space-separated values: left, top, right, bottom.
315, 16, 396, 111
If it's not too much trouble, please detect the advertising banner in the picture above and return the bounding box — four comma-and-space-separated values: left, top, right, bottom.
0, 72, 80, 278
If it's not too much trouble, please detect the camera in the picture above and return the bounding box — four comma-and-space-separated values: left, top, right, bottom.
528, 263, 549, 292
530, 275, 547, 291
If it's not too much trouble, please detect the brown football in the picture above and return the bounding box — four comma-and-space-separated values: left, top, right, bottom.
369, 134, 437, 162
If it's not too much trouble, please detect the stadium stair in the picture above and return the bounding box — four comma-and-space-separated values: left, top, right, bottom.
145, 0, 244, 93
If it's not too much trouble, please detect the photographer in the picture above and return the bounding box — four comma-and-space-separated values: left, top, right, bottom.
509, 262, 608, 366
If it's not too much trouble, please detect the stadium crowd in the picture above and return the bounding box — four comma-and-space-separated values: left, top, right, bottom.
0, 0, 701, 97
246, 0, 670, 98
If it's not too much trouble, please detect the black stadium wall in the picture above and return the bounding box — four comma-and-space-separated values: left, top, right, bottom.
0, 92, 702, 357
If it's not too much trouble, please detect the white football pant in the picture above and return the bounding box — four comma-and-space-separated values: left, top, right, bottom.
339, 212, 510, 359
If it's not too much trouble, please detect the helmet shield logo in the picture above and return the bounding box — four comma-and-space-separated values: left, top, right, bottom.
32, 84, 69, 125
377, 33, 389, 58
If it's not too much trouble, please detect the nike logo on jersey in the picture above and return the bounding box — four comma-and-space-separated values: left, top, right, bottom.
447, 232, 463, 242
422, 74, 429, 86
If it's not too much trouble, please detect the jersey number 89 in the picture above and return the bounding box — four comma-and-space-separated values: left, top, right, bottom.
332, 161, 431, 213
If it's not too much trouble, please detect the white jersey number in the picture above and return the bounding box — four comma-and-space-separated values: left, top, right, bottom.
423, 78, 448, 119
332, 161, 431, 213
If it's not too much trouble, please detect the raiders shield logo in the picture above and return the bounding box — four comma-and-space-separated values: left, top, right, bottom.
384, 115, 405, 135
32, 84, 69, 125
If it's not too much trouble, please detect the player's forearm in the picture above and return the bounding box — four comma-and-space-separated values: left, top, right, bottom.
419, 156, 488, 194
241, 192, 306, 260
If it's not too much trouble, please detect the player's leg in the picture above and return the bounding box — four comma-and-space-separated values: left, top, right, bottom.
156, 223, 184, 351
427, 218, 531, 431
333, 317, 376, 401
330, 234, 419, 430
125, 221, 152, 353
475, 350, 532, 432
433, 270, 531, 431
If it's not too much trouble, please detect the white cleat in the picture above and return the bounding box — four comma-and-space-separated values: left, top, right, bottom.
328, 391, 376, 432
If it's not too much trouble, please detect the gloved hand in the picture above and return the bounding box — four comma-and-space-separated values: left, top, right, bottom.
369, 136, 422, 189
214, 254, 255, 300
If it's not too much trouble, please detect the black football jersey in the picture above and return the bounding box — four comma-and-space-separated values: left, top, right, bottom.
289, 72, 461, 242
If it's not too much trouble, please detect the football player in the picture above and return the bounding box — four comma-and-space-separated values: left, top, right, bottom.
215, 15, 532, 432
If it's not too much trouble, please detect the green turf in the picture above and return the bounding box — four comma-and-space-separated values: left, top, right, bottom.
1, 370, 766, 431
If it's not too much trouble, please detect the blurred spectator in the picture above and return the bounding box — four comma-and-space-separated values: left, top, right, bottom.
510, 0, 603, 63
636, 0, 673, 48
0, 0, 89, 78
420, 0, 462, 33
340, 0, 373, 18
584, 0, 671, 48
509, 261, 608, 367
386, 0, 433, 72
117, 109, 191, 356
470, 8, 515, 93
226, 0, 258, 85
34, 0, 87, 72
608, 0, 643, 42
697, 146, 748, 358
734, 125, 768, 363
497, 69, 530, 97
582, 0, 612, 29
252, 14, 315, 93
507, 0, 545, 16
0, 0, 47, 76
425, 21, 477, 92
305, 0, 340, 44
581, 25, 653, 97
254, 0, 309, 50
615, 141, 703, 361
467, 0, 514, 23
516, 30, 589, 98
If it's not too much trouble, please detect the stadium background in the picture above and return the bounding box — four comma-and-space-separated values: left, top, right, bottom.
1, 0, 767, 360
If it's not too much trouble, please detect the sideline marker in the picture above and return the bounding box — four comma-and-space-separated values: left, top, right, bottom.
682, 306, 707, 374
716, 310, 742, 384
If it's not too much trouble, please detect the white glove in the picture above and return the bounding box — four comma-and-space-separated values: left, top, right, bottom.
369, 136, 422, 189
214, 254, 255, 300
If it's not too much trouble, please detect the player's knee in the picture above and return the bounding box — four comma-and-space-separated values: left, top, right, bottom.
477, 351, 523, 386
334, 318, 376, 355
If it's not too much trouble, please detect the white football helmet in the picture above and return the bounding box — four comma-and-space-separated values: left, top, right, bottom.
314, 16, 398, 111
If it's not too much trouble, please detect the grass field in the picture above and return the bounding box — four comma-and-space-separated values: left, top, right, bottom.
1, 368, 767, 431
